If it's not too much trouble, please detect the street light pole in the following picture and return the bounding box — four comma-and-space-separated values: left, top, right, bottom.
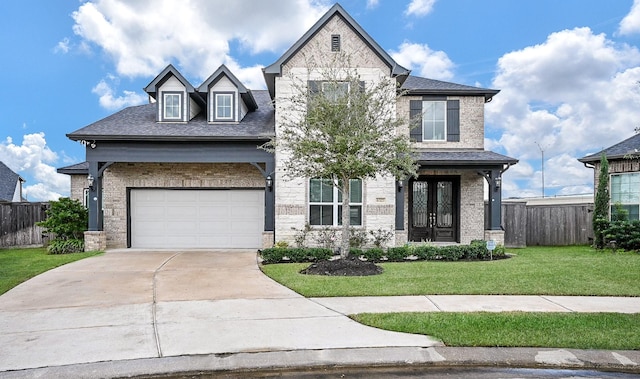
535, 141, 545, 198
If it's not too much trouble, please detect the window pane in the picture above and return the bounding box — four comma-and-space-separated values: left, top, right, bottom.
310, 205, 333, 225
337, 205, 362, 225
216, 94, 232, 119
321, 82, 349, 102
164, 94, 180, 118
422, 101, 446, 141
320, 179, 333, 202
310, 179, 322, 202
350, 179, 362, 203
611, 173, 640, 203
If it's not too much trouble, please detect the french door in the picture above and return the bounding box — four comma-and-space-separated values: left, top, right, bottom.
409, 177, 459, 242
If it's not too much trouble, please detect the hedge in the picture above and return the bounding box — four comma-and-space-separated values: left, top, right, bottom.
260, 240, 505, 264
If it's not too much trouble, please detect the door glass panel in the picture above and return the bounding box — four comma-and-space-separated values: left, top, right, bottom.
437, 181, 453, 228
412, 181, 429, 227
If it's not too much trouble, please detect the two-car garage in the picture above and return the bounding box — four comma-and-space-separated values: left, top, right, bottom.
129, 189, 264, 249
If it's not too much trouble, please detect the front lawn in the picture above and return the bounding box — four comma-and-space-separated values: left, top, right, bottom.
0, 247, 101, 295
260, 246, 640, 297
352, 312, 640, 350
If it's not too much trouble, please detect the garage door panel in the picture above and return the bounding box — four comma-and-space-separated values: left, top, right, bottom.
131, 189, 264, 249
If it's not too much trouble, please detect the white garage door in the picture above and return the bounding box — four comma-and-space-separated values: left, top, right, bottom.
130, 189, 264, 249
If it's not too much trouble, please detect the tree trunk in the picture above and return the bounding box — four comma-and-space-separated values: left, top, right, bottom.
340, 177, 350, 259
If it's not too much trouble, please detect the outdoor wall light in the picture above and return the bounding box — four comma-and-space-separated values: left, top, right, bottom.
397, 180, 404, 192
494, 176, 501, 190
265, 175, 273, 191
87, 174, 95, 189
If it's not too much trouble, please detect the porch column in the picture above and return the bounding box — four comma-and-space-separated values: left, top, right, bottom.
487, 169, 503, 230
395, 179, 405, 230
264, 160, 275, 232
87, 161, 100, 231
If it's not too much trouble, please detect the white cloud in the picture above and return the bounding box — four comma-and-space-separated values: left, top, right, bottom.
486, 27, 640, 197
405, 0, 436, 17
390, 42, 454, 80
619, 0, 640, 36
70, 0, 329, 81
367, 0, 379, 9
0, 133, 69, 201
54, 37, 70, 54
92, 77, 147, 110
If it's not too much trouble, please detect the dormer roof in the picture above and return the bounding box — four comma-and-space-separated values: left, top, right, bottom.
262, 3, 410, 98
197, 64, 258, 111
144, 64, 196, 98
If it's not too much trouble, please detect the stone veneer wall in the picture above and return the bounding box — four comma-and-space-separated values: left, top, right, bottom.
70, 175, 86, 203
101, 162, 264, 248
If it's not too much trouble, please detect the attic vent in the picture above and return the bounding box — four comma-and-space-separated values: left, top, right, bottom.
331, 34, 341, 52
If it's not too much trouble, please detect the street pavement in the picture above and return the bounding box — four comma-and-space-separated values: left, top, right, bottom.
0, 250, 638, 378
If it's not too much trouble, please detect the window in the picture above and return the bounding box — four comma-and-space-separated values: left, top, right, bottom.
611, 173, 640, 220
331, 34, 341, 52
163, 93, 181, 120
321, 81, 349, 103
309, 178, 362, 226
215, 93, 233, 120
422, 101, 446, 141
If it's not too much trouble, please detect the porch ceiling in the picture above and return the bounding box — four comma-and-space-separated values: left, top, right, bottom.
414, 149, 518, 168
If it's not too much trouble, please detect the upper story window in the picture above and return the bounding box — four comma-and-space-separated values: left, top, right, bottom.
611, 172, 640, 221
410, 98, 460, 143
214, 92, 234, 121
321, 81, 349, 103
309, 178, 362, 226
422, 101, 446, 141
162, 92, 182, 120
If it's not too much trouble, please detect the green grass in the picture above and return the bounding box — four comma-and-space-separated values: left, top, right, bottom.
352, 312, 640, 350
0, 247, 102, 295
260, 246, 640, 297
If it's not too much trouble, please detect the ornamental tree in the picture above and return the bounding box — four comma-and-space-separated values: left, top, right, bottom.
262, 54, 417, 258
593, 152, 609, 248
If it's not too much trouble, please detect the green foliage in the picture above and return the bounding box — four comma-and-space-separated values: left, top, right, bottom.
314, 227, 337, 250
361, 247, 384, 262
291, 224, 311, 248
260, 247, 332, 264
602, 220, 640, 251
37, 197, 88, 240
47, 239, 85, 254
349, 228, 368, 248
274, 240, 289, 249
593, 153, 609, 248
369, 228, 394, 248
386, 246, 409, 262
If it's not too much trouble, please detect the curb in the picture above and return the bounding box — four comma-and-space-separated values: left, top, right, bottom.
1, 347, 638, 378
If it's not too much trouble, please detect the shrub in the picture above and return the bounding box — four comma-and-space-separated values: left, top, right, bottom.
362, 247, 384, 262
413, 244, 438, 260
369, 228, 393, 248
47, 238, 84, 254
260, 247, 332, 264
260, 248, 287, 264
274, 240, 289, 248
291, 224, 311, 248
306, 248, 332, 261
438, 245, 465, 261
603, 220, 640, 251
37, 197, 87, 240
315, 227, 337, 250
349, 228, 368, 249
386, 246, 408, 262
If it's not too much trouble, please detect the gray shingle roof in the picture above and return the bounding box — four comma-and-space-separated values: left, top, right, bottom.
402, 76, 499, 101
57, 161, 89, 175
67, 90, 275, 142
414, 149, 518, 166
578, 133, 640, 163
0, 161, 24, 202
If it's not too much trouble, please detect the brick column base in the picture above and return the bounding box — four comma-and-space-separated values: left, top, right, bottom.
484, 230, 505, 246
262, 231, 275, 249
84, 231, 107, 252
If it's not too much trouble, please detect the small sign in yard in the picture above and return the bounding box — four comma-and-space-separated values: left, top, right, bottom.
486, 239, 496, 260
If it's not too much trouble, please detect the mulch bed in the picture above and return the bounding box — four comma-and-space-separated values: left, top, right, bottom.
301, 256, 383, 276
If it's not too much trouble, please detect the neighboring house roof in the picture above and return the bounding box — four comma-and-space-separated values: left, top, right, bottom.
197, 64, 258, 111
0, 161, 25, 202
402, 76, 500, 102
57, 161, 89, 175
262, 3, 410, 99
67, 90, 275, 142
578, 133, 640, 163
415, 150, 518, 166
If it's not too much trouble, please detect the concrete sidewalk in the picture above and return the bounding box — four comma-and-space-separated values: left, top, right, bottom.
0, 250, 638, 378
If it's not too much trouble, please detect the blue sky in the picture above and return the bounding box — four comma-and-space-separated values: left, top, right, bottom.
1, 0, 640, 201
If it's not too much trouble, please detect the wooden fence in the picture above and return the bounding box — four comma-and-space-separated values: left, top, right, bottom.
0, 202, 50, 248
488, 200, 593, 247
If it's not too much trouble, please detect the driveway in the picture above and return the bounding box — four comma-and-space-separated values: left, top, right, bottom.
0, 250, 439, 372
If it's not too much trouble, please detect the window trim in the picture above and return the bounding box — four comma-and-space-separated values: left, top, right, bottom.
213, 92, 235, 121
422, 100, 447, 141
610, 172, 640, 221
309, 178, 363, 226
162, 92, 182, 121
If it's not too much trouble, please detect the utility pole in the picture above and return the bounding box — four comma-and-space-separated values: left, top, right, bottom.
535, 141, 545, 198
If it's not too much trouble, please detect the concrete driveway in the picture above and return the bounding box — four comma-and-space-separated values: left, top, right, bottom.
0, 250, 439, 372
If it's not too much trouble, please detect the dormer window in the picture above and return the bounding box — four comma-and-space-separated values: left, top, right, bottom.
214, 92, 234, 121
162, 92, 182, 120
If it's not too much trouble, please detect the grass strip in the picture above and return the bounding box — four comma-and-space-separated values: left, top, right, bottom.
352, 312, 640, 350
260, 246, 640, 297
0, 247, 102, 295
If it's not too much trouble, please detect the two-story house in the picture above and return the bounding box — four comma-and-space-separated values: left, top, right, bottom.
0, 161, 25, 202
58, 4, 517, 251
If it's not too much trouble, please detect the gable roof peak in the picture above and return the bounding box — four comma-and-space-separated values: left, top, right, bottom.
262, 2, 410, 98
196, 65, 258, 111
143, 63, 195, 99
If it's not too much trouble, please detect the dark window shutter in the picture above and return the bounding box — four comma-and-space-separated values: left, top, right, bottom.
447, 100, 460, 142
410, 100, 423, 142
358, 81, 365, 92
308, 80, 319, 95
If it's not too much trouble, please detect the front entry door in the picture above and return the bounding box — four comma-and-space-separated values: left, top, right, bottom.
409, 177, 459, 242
